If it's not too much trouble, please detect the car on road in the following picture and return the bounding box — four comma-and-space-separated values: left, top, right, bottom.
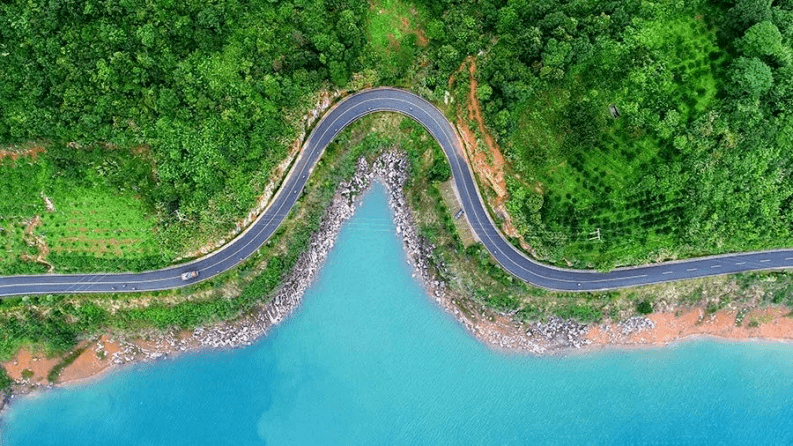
181, 270, 199, 281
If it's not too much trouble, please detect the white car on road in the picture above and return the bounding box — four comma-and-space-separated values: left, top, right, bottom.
181, 270, 199, 281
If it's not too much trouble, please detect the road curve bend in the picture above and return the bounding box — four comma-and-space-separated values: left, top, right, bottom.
1, 88, 792, 297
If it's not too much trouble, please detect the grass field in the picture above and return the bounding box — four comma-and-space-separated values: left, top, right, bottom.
40, 185, 159, 269
368, 0, 426, 50
367, 0, 428, 81
505, 10, 731, 268
0, 147, 162, 274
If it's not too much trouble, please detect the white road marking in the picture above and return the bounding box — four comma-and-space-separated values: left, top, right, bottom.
711, 265, 721, 268
786, 257, 793, 261
663, 271, 673, 274
735, 262, 746, 265
760, 259, 771, 263
686, 268, 697, 272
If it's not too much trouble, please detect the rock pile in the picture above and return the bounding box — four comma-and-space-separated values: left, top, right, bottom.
527, 317, 591, 349
617, 316, 655, 335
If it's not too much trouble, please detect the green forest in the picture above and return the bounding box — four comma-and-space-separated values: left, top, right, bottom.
413, 0, 793, 268
1, 0, 378, 272
1, 0, 792, 274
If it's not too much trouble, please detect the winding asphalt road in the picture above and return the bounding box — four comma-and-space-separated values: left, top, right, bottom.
1, 88, 792, 297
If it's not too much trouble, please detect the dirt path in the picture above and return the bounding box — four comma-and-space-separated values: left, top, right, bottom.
19, 215, 54, 272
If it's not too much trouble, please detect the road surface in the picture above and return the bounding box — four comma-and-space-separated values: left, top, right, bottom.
1, 88, 791, 297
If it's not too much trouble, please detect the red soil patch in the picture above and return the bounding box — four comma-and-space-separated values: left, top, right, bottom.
3, 331, 203, 389
0, 144, 45, 162
3, 349, 61, 385
387, 33, 401, 51
416, 29, 429, 46
456, 58, 508, 200
57, 336, 125, 383
587, 307, 793, 346
451, 58, 530, 247
397, 17, 428, 46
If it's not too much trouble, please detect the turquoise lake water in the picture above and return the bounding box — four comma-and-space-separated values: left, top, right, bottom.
3, 183, 793, 445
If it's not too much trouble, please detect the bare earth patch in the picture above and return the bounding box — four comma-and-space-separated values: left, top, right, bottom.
587, 307, 793, 347
451, 57, 533, 251
3, 350, 60, 385
0, 143, 45, 162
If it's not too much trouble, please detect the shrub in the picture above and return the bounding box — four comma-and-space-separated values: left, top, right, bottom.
0, 367, 13, 395
637, 300, 653, 315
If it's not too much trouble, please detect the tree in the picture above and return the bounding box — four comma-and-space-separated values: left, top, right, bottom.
729, 57, 774, 98
727, 0, 772, 33
637, 300, 653, 315
336, 9, 363, 54
542, 38, 572, 68
437, 44, 460, 73
738, 21, 789, 65
477, 83, 493, 101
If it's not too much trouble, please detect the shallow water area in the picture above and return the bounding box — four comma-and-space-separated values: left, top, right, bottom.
3, 184, 793, 445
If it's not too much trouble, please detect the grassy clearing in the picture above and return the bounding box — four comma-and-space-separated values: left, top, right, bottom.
367, 0, 429, 82
506, 9, 731, 268
368, 0, 427, 51
41, 186, 159, 271
0, 145, 162, 274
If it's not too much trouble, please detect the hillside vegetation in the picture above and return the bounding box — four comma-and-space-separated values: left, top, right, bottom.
411, 0, 793, 268
0, 0, 379, 271
4, 0, 789, 273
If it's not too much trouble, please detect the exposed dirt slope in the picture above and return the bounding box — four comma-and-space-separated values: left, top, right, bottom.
450, 57, 530, 248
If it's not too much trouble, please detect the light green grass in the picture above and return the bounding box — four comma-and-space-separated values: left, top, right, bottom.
366, 0, 428, 81
368, 0, 420, 51
507, 10, 729, 268
41, 186, 158, 261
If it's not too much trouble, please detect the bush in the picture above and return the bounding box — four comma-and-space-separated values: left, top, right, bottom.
555, 303, 602, 323
637, 300, 653, 315
0, 367, 13, 395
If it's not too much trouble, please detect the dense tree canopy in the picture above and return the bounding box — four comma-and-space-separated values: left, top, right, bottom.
410, 0, 793, 266
0, 0, 370, 253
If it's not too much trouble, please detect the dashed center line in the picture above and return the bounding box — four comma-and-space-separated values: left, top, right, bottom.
711, 265, 721, 268
786, 257, 793, 261
662, 271, 673, 274
760, 259, 771, 263
735, 262, 746, 265
686, 268, 697, 272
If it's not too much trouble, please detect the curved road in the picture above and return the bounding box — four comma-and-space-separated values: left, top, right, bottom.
1, 88, 792, 297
